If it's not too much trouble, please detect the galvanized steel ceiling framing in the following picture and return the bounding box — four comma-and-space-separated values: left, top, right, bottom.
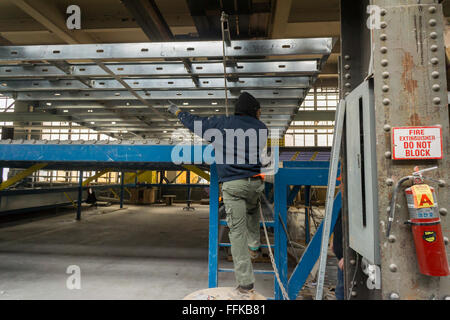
0, 37, 334, 139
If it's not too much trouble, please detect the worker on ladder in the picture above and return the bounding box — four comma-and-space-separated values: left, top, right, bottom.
168, 92, 268, 298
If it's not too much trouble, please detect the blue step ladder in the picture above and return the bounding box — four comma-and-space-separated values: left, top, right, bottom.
208, 161, 342, 300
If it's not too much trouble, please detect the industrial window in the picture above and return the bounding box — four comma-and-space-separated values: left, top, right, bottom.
285, 87, 338, 147
0, 94, 14, 139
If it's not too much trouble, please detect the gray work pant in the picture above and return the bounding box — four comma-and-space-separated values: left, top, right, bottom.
222, 177, 264, 287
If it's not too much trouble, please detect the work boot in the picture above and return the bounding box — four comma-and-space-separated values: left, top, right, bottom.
230, 284, 255, 300
249, 247, 262, 260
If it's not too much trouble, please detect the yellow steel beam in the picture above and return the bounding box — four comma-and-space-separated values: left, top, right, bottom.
290, 151, 300, 161
182, 165, 210, 182
0, 163, 47, 191
82, 169, 112, 187
63, 192, 77, 208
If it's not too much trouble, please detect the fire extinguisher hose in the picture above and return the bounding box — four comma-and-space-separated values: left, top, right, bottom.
386, 175, 412, 238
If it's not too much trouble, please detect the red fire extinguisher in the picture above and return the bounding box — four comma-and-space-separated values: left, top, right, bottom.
387, 166, 449, 277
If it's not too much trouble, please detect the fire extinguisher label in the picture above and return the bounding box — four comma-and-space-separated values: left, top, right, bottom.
423, 231, 437, 243
411, 185, 435, 208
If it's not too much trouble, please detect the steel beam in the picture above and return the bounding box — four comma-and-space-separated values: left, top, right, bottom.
0, 76, 311, 91
0, 162, 47, 191
0, 39, 333, 62
0, 61, 319, 78
372, 0, 449, 300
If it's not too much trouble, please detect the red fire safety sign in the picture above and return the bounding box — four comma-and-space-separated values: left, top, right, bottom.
392, 126, 443, 160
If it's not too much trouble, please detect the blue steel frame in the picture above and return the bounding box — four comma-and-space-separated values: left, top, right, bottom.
0, 143, 340, 300
273, 160, 341, 300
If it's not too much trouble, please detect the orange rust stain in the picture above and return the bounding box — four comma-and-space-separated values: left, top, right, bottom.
409, 113, 422, 126
402, 53, 418, 94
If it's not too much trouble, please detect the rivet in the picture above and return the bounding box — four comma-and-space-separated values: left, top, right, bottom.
380, 9, 387, 16
380, 34, 387, 41
351, 291, 357, 297
444, 237, 449, 246
431, 57, 439, 65
385, 151, 392, 159
438, 180, 446, 188
388, 235, 396, 243
433, 97, 441, 105
345, 55, 351, 60
445, 296, 450, 301
431, 71, 440, 79
381, 22, 388, 29
382, 71, 390, 79
430, 32, 438, 39
345, 73, 351, 79
344, 64, 351, 70
429, 19, 437, 27
381, 59, 389, 67
344, 92, 350, 97
383, 98, 391, 105
389, 264, 398, 272
389, 292, 400, 300
430, 44, 438, 52
429, 6, 436, 14
382, 85, 390, 92
350, 259, 356, 265
432, 84, 440, 92
386, 178, 394, 186
380, 47, 388, 54
439, 208, 448, 216
345, 82, 352, 88
383, 124, 391, 132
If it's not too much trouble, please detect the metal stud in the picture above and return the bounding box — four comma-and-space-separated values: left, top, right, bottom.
430, 32, 438, 39
429, 6, 436, 14
429, 19, 437, 27
389, 292, 400, 300
380, 34, 387, 41
380, 47, 388, 54
344, 64, 351, 70
344, 73, 351, 79
433, 97, 441, 105
345, 83, 352, 88
431, 57, 439, 65
389, 264, 398, 272
350, 259, 356, 265
438, 180, 446, 188
382, 71, 390, 79
439, 208, 448, 216
385, 151, 392, 159
382, 85, 390, 92
344, 55, 351, 60
351, 291, 357, 297
432, 84, 440, 92
383, 98, 390, 106
431, 71, 440, 79
386, 178, 394, 186
444, 237, 449, 246
383, 124, 391, 132
388, 234, 396, 243
381, 22, 388, 29
380, 9, 387, 16
381, 59, 389, 67
430, 45, 438, 52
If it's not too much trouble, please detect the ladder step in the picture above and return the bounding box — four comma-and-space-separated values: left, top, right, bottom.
219, 219, 275, 227
218, 268, 275, 275
219, 243, 274, 248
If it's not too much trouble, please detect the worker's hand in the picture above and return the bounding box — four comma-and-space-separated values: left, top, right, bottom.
338, 258, 344, 270
168, 103, 181, 116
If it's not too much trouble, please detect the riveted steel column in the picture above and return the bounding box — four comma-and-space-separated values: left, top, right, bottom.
372, 0, 449, 300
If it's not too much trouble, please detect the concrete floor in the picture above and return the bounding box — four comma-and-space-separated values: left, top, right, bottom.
0, 203, 275, 300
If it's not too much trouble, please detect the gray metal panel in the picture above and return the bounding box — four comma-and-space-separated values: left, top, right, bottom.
346, 80, 380, 265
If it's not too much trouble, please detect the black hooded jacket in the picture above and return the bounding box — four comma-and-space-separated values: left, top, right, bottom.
177, 92, 268, 183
